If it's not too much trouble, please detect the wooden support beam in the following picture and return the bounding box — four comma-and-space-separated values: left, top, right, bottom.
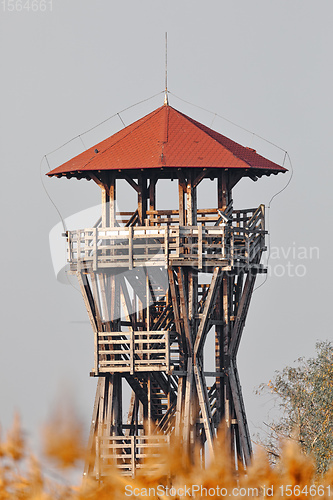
228, 360, 252, 466
109, 173, 116, 228
128, 226, 133, 270
101, 186, 110, 227
186, 171, 197, 226
233, 272, 244, 319
177, 268, 193, 354
89, 173, 108, 190
84, 378, 102, 476
183, 358, 193, 450
77, 271, 98, 334
229, 268, 257, 359
198, 224, 203, 270
178, 174, 186, 226
149, 177, 157, 225
119, 276, 136, 331
112, 374, 122, 436
168, 268, 185, 358
124, 174, 140, 193
105, 376, 114, 437
194, 268, 223, 359
175, 376, 184, 437
147, 374, 152, 434
138, 174, 147, 225
193, 365, 215, 458
193, 169, 209, 188
217, 173, 230, 212
98, 273, 111, 330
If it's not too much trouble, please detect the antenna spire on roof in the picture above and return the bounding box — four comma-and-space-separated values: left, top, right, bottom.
164, 32, 169, 105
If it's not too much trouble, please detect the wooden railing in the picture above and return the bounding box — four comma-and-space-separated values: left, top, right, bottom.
67, 205, 266, 271
96, 330, 180, 375
96, 434, 170, 477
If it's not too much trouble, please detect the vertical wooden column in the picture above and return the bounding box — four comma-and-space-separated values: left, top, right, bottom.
186, 171, 198, 340
178, 175, 186, 226
149, 177, 157, 225
138, 173, 148, 225
186, 170, 197, 226
218, 172, 230, 211
215, 289, 224, 427
101, 185, 110, 227
112, 374, 122, 435
147, 374, 152, 434
217, 173, 232, 437
187, 171, 199, 456
109, 173, 116, 227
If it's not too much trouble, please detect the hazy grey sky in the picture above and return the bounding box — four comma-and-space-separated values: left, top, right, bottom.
1, 0, 332, 456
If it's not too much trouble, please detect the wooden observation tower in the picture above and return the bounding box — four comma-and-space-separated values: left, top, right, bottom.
48, 101, 286, 477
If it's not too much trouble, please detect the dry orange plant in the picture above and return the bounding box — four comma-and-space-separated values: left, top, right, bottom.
0, 412, 332, 500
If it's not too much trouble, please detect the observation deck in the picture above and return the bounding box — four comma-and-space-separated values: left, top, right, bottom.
67, 205, 266, 273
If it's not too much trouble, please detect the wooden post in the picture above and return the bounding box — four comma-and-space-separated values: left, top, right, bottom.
149, 177, 157, 225
109, 174, 116, 228
178, 175, 186, 226
198, 224, 203, 270
138, 174, 147, 225
128, 226, 133, 270
101, 186, 110, 227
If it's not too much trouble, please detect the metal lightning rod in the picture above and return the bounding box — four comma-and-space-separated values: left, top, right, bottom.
164, 32, 169, 105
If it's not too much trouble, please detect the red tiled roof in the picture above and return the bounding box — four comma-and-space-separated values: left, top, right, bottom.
47, 105, 287, 177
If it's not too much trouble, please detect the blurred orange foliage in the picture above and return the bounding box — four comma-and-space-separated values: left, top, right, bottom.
0, 413, 332, 499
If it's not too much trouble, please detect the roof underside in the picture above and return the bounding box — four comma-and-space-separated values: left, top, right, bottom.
47, 104, 287, 179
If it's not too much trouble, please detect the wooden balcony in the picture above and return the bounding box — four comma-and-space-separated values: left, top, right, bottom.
67, 205, 266, 272
94, 330, 179, 375
96, 434, 170, 478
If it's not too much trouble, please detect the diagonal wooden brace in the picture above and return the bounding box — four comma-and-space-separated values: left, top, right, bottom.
194, 267, 223, 360
228, 359, 252, 466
